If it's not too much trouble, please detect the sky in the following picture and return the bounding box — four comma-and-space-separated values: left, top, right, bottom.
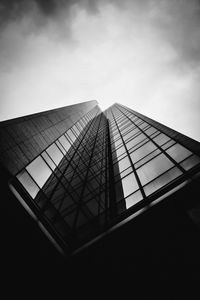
0, 0, 200, 141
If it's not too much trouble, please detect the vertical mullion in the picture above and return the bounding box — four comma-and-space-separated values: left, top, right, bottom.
111, 109, 146, 200
116, 104, 186, 174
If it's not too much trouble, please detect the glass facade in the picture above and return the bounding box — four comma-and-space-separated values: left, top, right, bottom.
2, 102, 200, 255
107, 104, 200, 213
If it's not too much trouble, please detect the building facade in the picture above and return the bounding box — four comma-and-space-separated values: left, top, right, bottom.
1, 101, 200, 256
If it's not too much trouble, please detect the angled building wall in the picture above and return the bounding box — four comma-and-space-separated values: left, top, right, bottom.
106, 103, 200, 214
1, 101, 200, 257
0, 100, 98, 176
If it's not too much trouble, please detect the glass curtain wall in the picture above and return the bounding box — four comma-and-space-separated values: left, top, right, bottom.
15, 106, 110, 250
107, 104, 200, 211
10, 102, 200, 254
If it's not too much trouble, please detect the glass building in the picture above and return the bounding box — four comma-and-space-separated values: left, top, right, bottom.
1, 100, 200, 256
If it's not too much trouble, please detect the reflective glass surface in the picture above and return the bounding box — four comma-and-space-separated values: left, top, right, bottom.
17, 170, 40, 198
12, 102, 200, 254
153, 133, 170, 146
180, 155, 200, 170
116, 146, 126, 158
144, 167, 182, 196
130, 141, 157, 163
144, 127, 157, 136
67, 129, 76, 143
59, 135, 71, 151
46, 143, 64, 166
26, 156, 52, 188
125, 190, 143, 209
126, 133, 146, 150
42, 151, 56, 171
137, 154, 174, 185
120, 166, 133, 178
118, 156, 131, 172
122, 173, 139, 197
134, 148, 161, 169
166, 143, 192, 162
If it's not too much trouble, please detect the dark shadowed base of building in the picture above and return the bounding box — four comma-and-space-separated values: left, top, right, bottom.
2, 166, 200, 299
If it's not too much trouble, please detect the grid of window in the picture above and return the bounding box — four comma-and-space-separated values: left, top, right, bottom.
107, 104, 200, 210
12, 102, 200, 253
16, 106, 109, 246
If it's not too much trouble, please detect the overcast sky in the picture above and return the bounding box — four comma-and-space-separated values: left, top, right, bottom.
0, 0, 200, 141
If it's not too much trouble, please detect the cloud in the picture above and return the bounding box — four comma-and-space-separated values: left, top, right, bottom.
0, 0, 200, 141
148, 0, 200, 69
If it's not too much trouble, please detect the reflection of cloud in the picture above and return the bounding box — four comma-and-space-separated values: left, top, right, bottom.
0, 0, 200, 141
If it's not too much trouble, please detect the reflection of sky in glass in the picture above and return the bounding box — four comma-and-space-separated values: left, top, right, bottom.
116, 146, 126, 157
144, 127, 157, 136
113, 138, 122, 148
17, 170, 40, 198
162, 139, 175, 150
153, 133, 170, 146
137, 154, 174, 185
26, 156, 52, 188
118, 157, 131, 172
46, 143, 64, 166
144, 167, 182, 196
122, 173, 138, 197
130, 141, 156, 163
180, 155, 200, 170
134, 148, 161, 169
126, 133, 146, 150
42, 151, 56, 171
17, 129, 78, 197
125, 190, 143, 209
67, 129, 76, 143
166, 143, 192, 162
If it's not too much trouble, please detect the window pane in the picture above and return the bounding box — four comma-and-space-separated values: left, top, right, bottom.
153, 133, 170, 146
123, 126, 138, 136
180, 155, 200, 170
118, 156, 131, 172
144, 167, 182, 196
125, 190, 143, 209
26, 156, 52, 188
134, 118, 142, 125
59, 135, 71, 151
126, 133, 146, 150
72, 125, 80, 137
119, 124, 129, 133
56, 141, 66, 154
166, 143, 192, 162
130, 141, 157, 163
122, 173, 139, 197
139, 122, 149, 129
116, 145, 126, 158
113, 133, 120, 141
134, 148, 161, 169
46, 143, 64, 166
67, 129, 76, 143
144, 127, 158, 136
121, 166, 133, 178
137, 154, 174, 185
123, 131, 134, 141
161, 139, 175, 150
41, 151, 56, 171
17, 169, 40, 198
114, 138, 122, 148
151, 131, 159, 139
